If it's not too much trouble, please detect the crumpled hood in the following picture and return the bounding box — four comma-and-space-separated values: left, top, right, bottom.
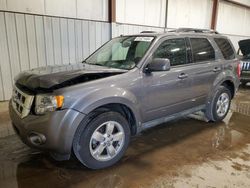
15, 63, 127, 92
239, 39, 250, 57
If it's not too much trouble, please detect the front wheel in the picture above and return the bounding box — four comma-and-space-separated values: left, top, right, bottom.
73, 111, 131, 169
205, 86, 232, 122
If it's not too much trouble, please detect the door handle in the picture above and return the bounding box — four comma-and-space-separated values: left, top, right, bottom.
178, 73, 188, 79
213, 67, 221, 72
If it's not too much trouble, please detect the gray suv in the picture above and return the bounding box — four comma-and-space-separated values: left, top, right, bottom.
9, 28, 240, 169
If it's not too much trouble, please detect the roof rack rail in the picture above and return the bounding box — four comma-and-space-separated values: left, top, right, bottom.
140, 31, 157, 33
170, 28, 219, 34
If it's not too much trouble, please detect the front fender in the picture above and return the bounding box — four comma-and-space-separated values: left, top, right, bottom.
70, 87, 142, 127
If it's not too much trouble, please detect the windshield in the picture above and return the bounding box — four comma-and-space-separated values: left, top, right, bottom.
85, 36, 154, 70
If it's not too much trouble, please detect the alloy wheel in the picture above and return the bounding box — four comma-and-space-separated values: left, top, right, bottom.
89, 121, 125, 161
216, 93, 230, 117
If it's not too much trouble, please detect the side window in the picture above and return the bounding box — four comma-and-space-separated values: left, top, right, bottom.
153, 38, 187, 66
214, 38, 235, 60
190, 38, 215, 63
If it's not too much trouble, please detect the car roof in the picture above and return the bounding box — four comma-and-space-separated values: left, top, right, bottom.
123, 32, 226, 38
121, 28, 228, 39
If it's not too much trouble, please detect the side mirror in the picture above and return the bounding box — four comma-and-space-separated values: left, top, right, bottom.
145, 58, 171, 73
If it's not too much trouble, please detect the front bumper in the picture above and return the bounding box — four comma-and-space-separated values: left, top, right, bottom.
9, 100, 86, 157
240, 71, 250, 82
241, 71, 250, 82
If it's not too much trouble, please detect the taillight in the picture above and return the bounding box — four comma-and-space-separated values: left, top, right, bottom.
237, 61, 241, 78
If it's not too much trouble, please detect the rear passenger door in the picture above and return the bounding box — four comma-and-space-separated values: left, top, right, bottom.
187, 37, 223, 104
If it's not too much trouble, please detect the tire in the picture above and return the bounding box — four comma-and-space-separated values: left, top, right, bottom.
73, 111, 131, 169
205, 86, 232, 122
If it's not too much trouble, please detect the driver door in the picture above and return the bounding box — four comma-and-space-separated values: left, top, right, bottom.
141, 37, 195, 122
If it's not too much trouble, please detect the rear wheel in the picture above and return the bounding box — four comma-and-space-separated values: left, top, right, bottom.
73, 111, 130, 169
205, 86, 231, 122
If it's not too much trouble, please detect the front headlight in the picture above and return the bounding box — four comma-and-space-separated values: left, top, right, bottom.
35, 94, 64, 115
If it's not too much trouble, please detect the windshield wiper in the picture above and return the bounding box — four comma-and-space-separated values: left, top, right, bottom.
82, 60, 105, 67
92, 63, 107, 67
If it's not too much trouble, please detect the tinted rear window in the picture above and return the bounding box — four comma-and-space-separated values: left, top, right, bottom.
190, 38, 215, 63
214, 38, 235, 60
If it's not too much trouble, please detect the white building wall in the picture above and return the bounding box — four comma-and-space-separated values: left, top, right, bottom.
116, 0, 166, 27
111, 23, 165, 38
0, 0, 110, 101
233, 0, 250, 7
45, 0, 77, 18
114, 0, 166, 37
216, 1, 250, 49
77, 0, 109, 21
6, 0, 45, 14
0, 0, 109, 21
217, 1, 250, 36
167, 0, 213, 29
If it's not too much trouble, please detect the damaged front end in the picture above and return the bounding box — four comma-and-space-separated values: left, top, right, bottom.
14, 63, 127, 93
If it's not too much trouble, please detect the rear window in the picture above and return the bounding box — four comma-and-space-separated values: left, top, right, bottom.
214, 38, 235, 60
190, 38, 215, 63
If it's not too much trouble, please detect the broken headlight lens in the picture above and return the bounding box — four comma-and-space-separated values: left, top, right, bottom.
35, 94, 64, 115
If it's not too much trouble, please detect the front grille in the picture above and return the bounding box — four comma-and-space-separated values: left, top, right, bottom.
12, 85, 34, 118
241, 61, 250, 71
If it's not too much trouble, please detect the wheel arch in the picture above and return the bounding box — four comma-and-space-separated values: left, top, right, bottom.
205, 78, 236, 122
210, 76, 237, 101
88, 103, 138, 136
221, 80, 235, 99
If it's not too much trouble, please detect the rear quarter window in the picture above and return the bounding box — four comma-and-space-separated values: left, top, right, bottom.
214, 38, 235, 60
190, 38, 215, 63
